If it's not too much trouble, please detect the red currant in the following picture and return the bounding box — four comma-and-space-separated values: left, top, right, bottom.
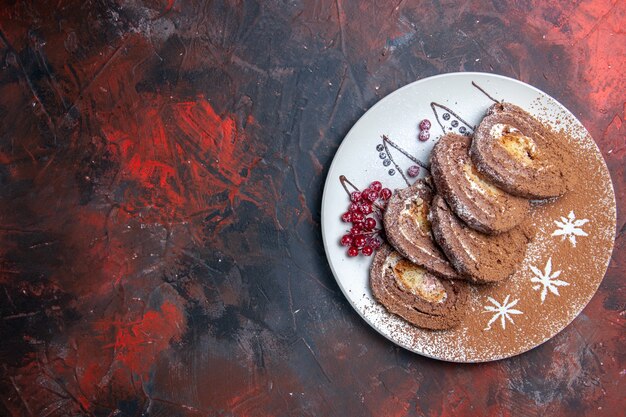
407, 165, 420, 178
364, 217, 376, 230
418, 130, 430, 141
350, 191, 362, 203
366, 190, 378, 202
361, 246, 373, 256
369, 181, 382, 192
359, 203, 373, 215
350, 226, 362, 235
352, 211, 365, 223
369, 238, 382, 249
353, 235, 367, 248
347, 246, 359, 257
349, 203, 360, 213
419, 119, 431, 130
380, 188, 392, 200
341, 212, 352, 222
340, 234, 353, 246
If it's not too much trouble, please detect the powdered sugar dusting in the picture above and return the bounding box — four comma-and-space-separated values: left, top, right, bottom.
483, 295, 523, 330
552, 211, 589, 247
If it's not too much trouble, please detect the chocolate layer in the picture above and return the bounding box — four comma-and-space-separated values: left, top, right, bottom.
430, 195, 532, 283
430, 133, 530, 234
383, 180, 460, 279
370, 244, 469, 330
470, 102, 576, 199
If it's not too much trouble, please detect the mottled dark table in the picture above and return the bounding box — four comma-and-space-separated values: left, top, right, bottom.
0, 1, 624, 416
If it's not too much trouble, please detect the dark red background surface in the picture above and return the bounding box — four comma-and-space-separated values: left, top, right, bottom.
0, 1, 624, 416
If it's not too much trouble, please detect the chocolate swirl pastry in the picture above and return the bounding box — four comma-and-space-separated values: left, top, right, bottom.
383, 180, 460, 279
370, 244, 470, 330
430, 195, 532, 284
430, 133, 530, 234
470, 102, 576, 199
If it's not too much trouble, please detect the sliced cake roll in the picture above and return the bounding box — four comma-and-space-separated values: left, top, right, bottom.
430, 133, 530, 234
470, 102, 576, 199
370, 244, 470, 330
429, 195, 532, 284
383, 180, 460, 280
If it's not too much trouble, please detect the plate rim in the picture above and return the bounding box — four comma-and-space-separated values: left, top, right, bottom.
320, 71, 617, 363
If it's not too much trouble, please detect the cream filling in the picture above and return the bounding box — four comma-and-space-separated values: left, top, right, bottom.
387, 257, 447, 304
462, 163, 502, 198
490, 123, 537, 166
399, 196, 430, 234
445, 213, 481, 264
399, 197, 440, 256
457, 234, 478, 263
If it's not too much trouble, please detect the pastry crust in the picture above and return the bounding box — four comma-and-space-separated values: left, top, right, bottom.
429, 195, 532, 284
370, 244, 470, 330
470, 102, 577, 199
383, 180, 460, 279
430, 133, 529, 234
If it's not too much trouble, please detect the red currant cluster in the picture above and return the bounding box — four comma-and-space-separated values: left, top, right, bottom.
339, 181, 392, 257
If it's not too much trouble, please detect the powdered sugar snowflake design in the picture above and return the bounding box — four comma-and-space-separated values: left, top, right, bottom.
530, 257, 569, 303
552, 211, 589, 247
483, 295, 523, 331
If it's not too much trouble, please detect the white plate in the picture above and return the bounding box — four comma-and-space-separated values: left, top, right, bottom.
320, 72, 616, 362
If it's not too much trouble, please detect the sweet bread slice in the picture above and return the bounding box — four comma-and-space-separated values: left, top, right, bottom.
430, 195, 532, 284
430, 133, 529, 234
470, 102, 576, 199
383, 180, 460, 279
370, 244, 470, 330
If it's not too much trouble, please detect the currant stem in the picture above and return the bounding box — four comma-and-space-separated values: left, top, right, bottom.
348, 228, 382, 236
339, 175, 360, 196
372, 201, 386, 212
